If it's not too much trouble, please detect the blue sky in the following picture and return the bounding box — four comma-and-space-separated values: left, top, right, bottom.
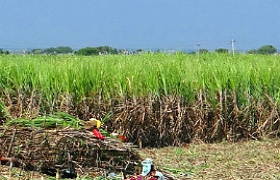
0, 0, 279, 50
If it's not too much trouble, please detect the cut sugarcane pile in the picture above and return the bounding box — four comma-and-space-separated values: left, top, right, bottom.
0, 127, 141, 176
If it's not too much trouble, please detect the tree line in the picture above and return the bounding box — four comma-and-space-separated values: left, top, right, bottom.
199, 45, 278, 55
0, 45, 278, 55
26, 46, 143, 55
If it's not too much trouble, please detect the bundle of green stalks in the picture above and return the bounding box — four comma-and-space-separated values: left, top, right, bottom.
5, 112, 81, 129
1, 53, 280, 146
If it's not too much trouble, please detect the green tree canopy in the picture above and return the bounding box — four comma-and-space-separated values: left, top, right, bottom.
215, 48, 229, 53
44, 46, 73, 54
247, 49, 258, 54
75, 47, 99, 56
135, 49, 144, 53
199, 49, 209, 54
0, 49, 9, 55
75, 46, 118, 56
257, 45, 277, 55
30, 49, 44, 54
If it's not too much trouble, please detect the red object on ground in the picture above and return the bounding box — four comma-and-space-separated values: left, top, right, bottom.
127, 176, 143, 180
92, 129, 105, 140
0, 156, 9, 163
118, 135, 128, 142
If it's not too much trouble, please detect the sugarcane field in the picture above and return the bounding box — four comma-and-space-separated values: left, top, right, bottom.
1, 0, 280, 178
1, 53, 280, 179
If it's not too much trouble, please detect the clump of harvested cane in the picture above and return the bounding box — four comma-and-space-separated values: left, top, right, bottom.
0, 127, 141, 176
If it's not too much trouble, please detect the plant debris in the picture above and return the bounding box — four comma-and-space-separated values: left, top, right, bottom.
0, 127, 141, 178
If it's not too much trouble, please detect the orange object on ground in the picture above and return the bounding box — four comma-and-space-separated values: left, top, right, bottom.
92, 129, 105, 140
118, 135, 128, 142
0, 156, 7, 161
0, 156, 10, 163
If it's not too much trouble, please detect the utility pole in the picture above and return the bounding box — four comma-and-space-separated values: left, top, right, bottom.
231, 39, 236, 56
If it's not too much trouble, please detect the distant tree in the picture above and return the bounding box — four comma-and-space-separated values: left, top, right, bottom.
247, 49, 258, 54
135, 49, 144, 53
43, 48, 56, 54
96, 46, 118, 54
75, 47, 99, 56
31, 49, 44, 54
199, 49, 209, 54
215, 48, 229, 53
257, 45, 277, 55
44, 46, 73, 54
154, 49, 161, 53
188, 51, 196, 55
0, 49, 9, 55
75, 46, 118, 56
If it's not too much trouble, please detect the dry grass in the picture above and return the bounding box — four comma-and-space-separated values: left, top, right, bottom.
0, 165, 45, 180
140, 139, 280, 180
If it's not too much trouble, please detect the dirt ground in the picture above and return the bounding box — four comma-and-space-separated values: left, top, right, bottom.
141, 138, 280, 180
1, 139, 280, 179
